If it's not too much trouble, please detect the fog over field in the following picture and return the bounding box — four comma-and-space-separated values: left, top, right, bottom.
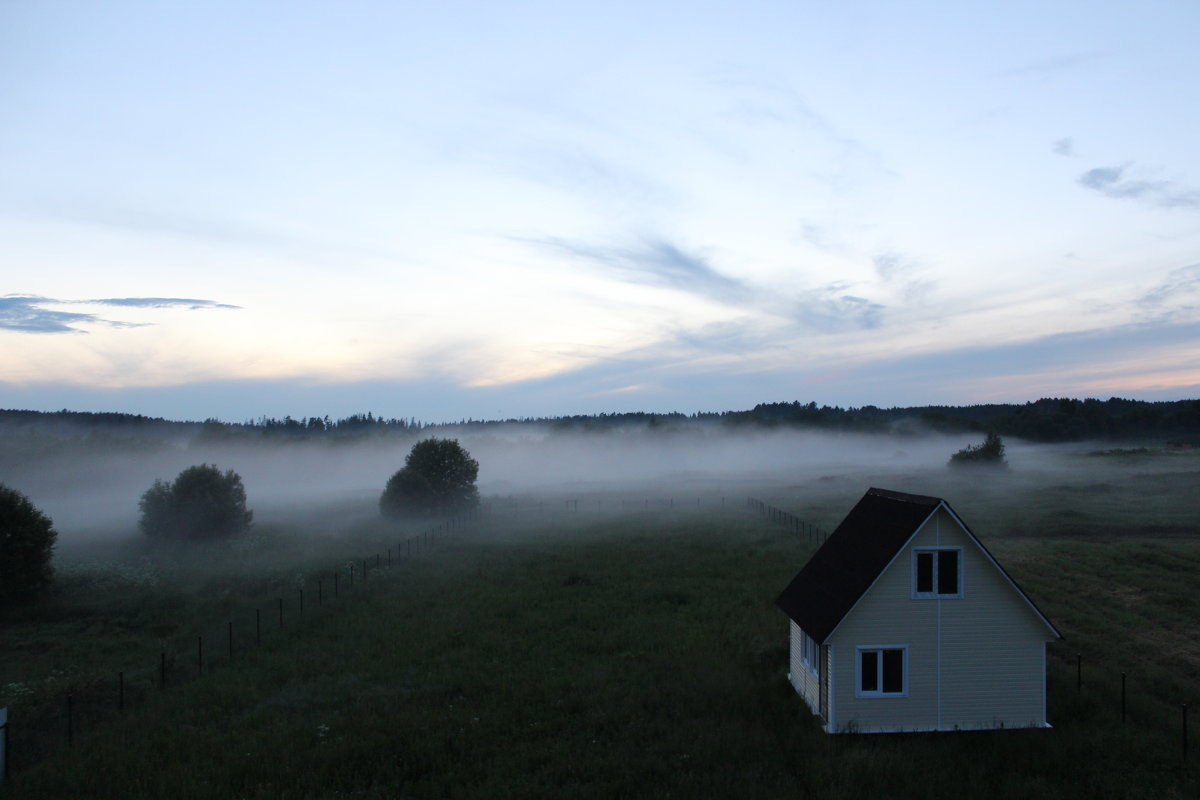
3, 421, 1183, 552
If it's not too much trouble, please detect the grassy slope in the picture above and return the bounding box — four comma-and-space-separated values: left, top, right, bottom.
6, 494, 1199, 799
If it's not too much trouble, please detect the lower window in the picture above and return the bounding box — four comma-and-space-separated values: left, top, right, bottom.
858, 647, 906, 696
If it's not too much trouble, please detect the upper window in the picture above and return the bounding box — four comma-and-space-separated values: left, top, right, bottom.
857, 646, 906, 696
913, 548, 961, 598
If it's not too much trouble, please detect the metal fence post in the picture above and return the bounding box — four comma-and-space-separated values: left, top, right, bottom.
0, 706, 7, 783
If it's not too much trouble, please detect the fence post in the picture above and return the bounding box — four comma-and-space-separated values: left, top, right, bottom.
1184, 704, 1189, 761
278, 598, 283, 628
1077, 653, 1082, 692
197, 635, 203, 675
228, 621, 234, 660
119, 671, 124, 712
256, 609, 261, 644
0, 706, 7, 783
67, 695, 73, 747
160, 651, 166, 689
1121, 672, 1126, 723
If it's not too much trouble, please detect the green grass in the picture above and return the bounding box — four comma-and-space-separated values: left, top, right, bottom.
3, 454, 1199, 798
5, 502, 1199, 799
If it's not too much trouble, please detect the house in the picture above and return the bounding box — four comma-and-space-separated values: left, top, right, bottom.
775, 488, 1061, 733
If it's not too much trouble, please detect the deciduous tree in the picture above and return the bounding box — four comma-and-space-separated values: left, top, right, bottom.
380, 438, 479, 517
139, 464, 253, 540
0, 483, 57, 605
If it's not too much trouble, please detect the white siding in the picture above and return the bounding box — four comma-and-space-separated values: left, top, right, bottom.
829, 507, 1054, 732
788, 620, 822, 716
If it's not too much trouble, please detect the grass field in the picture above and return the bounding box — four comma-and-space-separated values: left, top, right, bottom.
2, 452, 1198, 798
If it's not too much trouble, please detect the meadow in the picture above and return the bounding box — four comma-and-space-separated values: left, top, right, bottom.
1, 444, 1198, 798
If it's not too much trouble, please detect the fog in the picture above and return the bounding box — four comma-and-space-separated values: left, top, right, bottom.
5, 418, 1185, 554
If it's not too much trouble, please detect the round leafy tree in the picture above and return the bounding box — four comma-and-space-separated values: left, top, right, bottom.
0, 483, 58, 606
381, 438, 479, 517
139, 464, 254, 540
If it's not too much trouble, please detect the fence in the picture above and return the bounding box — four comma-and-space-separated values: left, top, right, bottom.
2, 495, 740, 778
746, 497, 830, 545
744, 498, 1193, 761
1063, 652, 1192, 761
0, 504, 489, 780
4, 495, 1191, 782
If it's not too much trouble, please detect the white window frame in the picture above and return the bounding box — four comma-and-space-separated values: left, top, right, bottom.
912, 547, 963, 599
856, 645, 908, 697
800, 630, 819, 677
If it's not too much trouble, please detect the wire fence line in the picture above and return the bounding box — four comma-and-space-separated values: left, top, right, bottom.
4, 494, 1190, 781
746, 497, 830, 545
1, 504, 491, 780
1, 494, 751, 779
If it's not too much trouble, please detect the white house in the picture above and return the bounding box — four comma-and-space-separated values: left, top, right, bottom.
775, 487, 1061, 733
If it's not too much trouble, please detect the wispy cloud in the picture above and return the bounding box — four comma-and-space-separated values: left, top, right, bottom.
873, 252, 935, 303
793, 287, 885, 331
0, 295, 240, 334
1002, 51, 1105, 79
93, 297, 240, 310
531, 234, 889, 334
533, 236, 753, 306
0, 296, 111, 334
1078, 164, 1200, 209
1137, 264, 1200, 321
1052, 137, 1077, 157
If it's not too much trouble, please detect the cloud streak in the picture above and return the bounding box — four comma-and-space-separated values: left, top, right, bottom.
0, 295, 240, 334
1078, 164, 1200, 209
531, 235, 888, 333
534, 236, 754, 305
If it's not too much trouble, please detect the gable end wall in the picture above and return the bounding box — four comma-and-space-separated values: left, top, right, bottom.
830, 507, 1052, 732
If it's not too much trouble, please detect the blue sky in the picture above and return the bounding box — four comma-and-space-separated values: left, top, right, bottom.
2, 0, 1198, 423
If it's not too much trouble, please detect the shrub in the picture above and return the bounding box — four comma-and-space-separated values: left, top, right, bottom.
381, 438, 479, 517
139, 464, 253, 540
0, 483, 58, 605
949, 431, 1007, 467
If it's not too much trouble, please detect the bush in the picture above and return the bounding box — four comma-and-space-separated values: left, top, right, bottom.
949, 431, 1007, 467
381, 438, 479, 517
139, 464, 253, 540
0, 483, 58, 605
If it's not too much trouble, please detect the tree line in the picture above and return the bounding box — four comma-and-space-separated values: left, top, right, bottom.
2, 396, 1198, 449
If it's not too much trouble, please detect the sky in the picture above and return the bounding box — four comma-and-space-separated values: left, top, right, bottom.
2, 0, 1198, 424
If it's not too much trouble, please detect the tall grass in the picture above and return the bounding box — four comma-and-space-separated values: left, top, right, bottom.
5, 501, 1198, 799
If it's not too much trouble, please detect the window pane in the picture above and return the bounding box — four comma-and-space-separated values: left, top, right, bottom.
916, 552, 933, 592
882, 649, 904, 693
937, 550, 959, 594
861, 651, 878, 692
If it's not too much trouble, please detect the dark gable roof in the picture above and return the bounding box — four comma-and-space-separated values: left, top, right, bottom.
775, 488, 942, 642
